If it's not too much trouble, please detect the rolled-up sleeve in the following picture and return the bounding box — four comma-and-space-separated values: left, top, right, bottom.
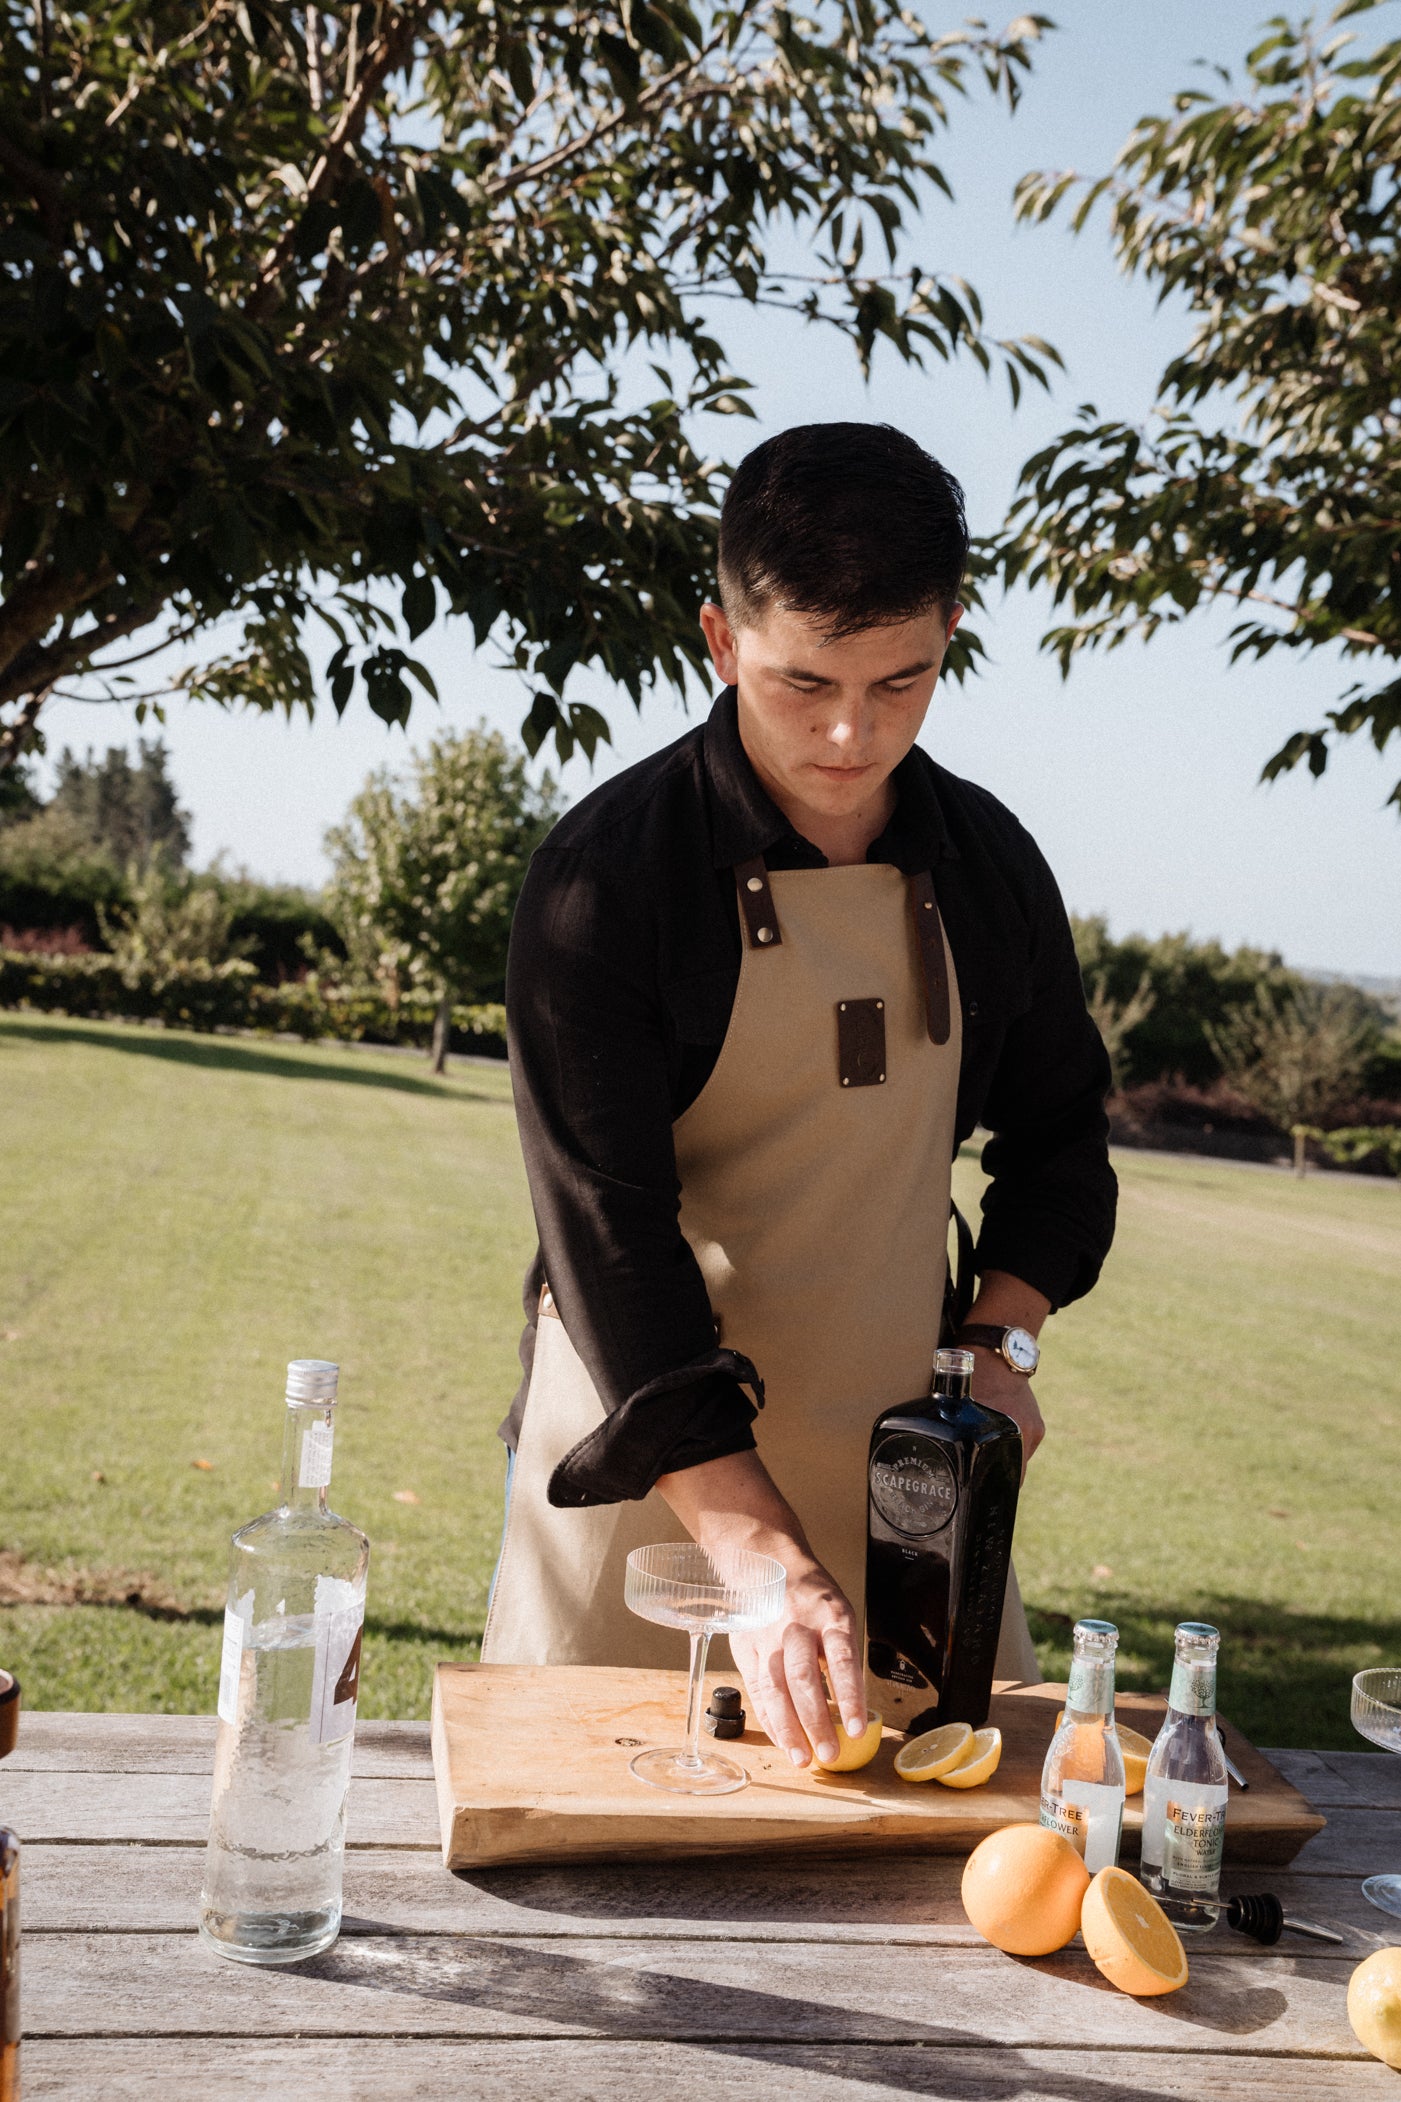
506, 842, 761, 1506
973, 831, 1117, 1309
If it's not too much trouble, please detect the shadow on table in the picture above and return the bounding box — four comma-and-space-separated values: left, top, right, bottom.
0, 1015, 505, 1103
301, 1933, 1292, 2098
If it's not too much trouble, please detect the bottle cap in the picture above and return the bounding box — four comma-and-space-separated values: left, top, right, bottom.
1175, 1621, 1220, 1655
286, 1359, 339, 1404
704, 1686, 746, 1739
933, 1347, 974, 1379
1073, 1618, 1119, 1655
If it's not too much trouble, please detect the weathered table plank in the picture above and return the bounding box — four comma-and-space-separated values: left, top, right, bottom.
4, 1711, 429, 1779
17, 1842, 1392, 1954
20, 2040, 1400, 2102
0, 1769, 440, 1846
20, 1930, 1367, 2055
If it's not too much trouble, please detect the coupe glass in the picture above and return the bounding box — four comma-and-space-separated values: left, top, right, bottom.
624, 1543, 786, 1795
1351, 1668, 1401, 1917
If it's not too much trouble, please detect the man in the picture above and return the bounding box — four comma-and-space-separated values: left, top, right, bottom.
483, 423, 1117, 1769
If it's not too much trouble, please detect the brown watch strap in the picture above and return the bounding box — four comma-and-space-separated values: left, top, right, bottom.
955, 1323, 1035, 1371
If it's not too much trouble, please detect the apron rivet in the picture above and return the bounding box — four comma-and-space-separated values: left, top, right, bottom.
746, 876, 763, 892
757, 926, 774, 943
842, 1077, 850, 1086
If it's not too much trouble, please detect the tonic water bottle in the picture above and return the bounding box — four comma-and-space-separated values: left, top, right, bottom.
1039, 1618, 1126, 1873
1140, 1622, 1229, 1933
199, 1360, 370, 1965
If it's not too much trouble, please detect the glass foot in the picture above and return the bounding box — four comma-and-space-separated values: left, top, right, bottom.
1362, 1875, 1401, 1918
629, 1745, 748, 1795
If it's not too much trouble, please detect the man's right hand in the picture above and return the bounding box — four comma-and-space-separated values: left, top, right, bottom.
728, 1552, 864, 1766
654, 1447, 867, 1766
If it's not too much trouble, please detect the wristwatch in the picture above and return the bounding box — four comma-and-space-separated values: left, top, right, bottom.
955, 1323, 1040, 1376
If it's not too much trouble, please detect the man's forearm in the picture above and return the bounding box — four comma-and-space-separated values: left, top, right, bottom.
655, 1448, 817, 1571
964, 1268, 1052, 1336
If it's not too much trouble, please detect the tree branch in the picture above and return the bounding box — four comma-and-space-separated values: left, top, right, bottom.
483, 37, 729, 201
248, 1, 430, 323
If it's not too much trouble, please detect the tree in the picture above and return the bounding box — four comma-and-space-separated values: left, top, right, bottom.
1206, 983, 1376, 1174
324, 725, 558, 1070
1083, 967, 1155, 1094
48, 740, 191, 868
0, 4, 1055, 777
1004, 1, 1401, 808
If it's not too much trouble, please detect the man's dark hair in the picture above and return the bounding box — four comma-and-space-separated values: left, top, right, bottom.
717, 423, 968, 638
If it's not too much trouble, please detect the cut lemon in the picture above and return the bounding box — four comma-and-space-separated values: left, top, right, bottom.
1349, 1947, 1401, 2068
1053, 1712, 1153, 1796
1080, 1866, 1188, 1996
810, 1708, 883, 1773
934, 1725, 1002, 1789
894, 1722, 973, 1783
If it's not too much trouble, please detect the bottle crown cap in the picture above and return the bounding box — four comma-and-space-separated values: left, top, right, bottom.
933, 1347, 975, 1379
286, 1359, 339, 1404
1174, 1620, 1220, 1657
1072, 1618, 1119, 1655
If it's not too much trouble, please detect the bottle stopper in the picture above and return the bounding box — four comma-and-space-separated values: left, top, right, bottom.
0, 1671, 19, 1761
704, 1686, 745, 1739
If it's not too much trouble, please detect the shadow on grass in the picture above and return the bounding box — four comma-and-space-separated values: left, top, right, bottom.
0, 1014, 506, 1102
0, 1592, 480, 1651
1029, 1592, 1401, 1751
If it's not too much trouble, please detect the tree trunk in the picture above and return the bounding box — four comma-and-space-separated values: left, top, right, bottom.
1292, 1126, 1307, 1178
431, 990, 452, 1075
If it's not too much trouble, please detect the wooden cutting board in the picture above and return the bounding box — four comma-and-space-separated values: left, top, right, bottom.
430, 1664, 1325, 1871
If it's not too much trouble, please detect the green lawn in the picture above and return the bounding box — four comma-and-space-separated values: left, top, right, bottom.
2, 1011, 1397, 1748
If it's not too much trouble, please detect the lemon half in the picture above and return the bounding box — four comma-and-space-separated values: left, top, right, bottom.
894, 1722, 973, 1783
935, 1725, 1002, 1789
810, 1708, 884, 1772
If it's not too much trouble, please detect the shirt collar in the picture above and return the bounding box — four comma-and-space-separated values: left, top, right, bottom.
700, 686, 958, 873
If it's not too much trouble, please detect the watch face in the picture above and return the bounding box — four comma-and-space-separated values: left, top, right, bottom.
1005, 1327, 1039, 1374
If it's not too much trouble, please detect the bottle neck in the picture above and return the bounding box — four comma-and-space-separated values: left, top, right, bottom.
281, 1401, 335, 1513
931, 1372, 971, 1402
1168, 1654, 1218, 1719
1066, 1651, 1116, 1719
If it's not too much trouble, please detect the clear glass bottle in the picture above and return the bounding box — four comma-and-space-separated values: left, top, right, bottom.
1141, 1622, 1229, 1933
1, 1669, 19, 2102
1039, 1618, 1126, 1873
199, 1360, 370, 1966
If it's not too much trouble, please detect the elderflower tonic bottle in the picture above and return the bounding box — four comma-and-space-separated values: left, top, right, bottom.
1039, 1618, 1126, 1872
1140, 1622, 1230, 1933
199, 1360, 370, 1965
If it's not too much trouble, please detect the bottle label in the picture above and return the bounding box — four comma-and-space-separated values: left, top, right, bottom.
216, 1593, 253, 1727
1041, 1782, 1123, 1873
869, 1434, 958, 1537
309, 1574, 365, 1745
299, 1418, 335, 1489
1066, 1656, 1112, 1716
1162, 1791, 1227, 1890
1168, 1658, 1216, 1717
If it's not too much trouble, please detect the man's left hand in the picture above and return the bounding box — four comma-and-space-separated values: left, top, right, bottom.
967, 1351, 1043, 1480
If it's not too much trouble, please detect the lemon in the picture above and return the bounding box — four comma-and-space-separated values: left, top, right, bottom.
894, 1721, 973, 1783
1348, 1947, 1401, 2068
1054, 1711, 1153, 1796
934, 1725, 1002, 1789
1080, 1866, 1188, 1996
810, 1708, 883, 1773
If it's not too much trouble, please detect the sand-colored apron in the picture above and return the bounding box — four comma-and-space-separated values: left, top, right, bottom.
482, 859, 1038, 1685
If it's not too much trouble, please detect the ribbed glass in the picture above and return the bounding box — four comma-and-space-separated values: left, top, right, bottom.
1351, 1669, 1401, 1918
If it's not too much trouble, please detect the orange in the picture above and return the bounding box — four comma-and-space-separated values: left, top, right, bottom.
1348, 1948, 1401, 2068
1052, 1711, 1152, 1795
1080, 1867, 1188, 1995
960, 1823, 1090, 1955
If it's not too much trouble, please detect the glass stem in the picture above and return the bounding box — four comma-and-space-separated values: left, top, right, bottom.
682, 1629, 712, 1771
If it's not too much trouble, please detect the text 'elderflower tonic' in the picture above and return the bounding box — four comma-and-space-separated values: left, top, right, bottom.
1039, 1618, 1126, 1873
1141, 1622, 1229, 1933
199, 1360, 370, 1966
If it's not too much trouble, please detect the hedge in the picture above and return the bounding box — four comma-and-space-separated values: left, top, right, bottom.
0, 950, 506, 1058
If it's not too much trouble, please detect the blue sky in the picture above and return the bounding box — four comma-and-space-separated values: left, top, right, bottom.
35, 1, 1401, 976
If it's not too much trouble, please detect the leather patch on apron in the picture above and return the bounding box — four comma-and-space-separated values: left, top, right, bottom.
909, 868, 951, 1046
836, 998, 886, 1088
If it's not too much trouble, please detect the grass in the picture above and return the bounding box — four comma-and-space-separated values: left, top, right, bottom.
2, 1010, 1398, 1748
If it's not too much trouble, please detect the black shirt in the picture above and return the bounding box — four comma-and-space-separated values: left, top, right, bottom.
504, 687, 1117, 1506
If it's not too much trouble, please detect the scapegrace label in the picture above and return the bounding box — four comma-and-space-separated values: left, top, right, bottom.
869, 1435, 958, 1537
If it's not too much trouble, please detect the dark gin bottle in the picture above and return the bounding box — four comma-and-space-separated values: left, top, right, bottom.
865, 1346, 1022, 1733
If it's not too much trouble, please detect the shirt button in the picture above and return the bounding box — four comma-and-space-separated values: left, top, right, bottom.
967, 1000, 980, 1017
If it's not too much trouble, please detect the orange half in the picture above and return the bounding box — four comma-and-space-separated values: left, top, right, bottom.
1080, 1867, 1188, 1996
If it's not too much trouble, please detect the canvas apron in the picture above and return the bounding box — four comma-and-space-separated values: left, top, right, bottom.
482, 859, 1038, 1686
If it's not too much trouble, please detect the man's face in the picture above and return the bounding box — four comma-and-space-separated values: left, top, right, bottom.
699, 598, 962, 831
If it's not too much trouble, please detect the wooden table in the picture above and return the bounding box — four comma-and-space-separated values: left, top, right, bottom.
6, 1713, 1400, 2098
